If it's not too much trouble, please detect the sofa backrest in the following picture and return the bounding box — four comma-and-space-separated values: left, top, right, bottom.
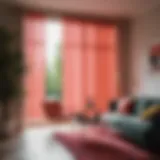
109, 98, 160, 116
132, 98, 160, 116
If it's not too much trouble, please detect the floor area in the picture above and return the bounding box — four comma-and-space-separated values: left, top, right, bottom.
0, 124, 82, 160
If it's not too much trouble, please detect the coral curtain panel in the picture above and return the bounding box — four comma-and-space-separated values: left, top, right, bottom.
23, 13, 46, 122
62, 19, 85, 115
63, 18, 119, 115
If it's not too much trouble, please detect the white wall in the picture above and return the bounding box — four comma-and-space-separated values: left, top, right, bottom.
131, 6, 160, 97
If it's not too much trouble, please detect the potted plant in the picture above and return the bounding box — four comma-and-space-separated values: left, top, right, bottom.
0, 27, 25, 141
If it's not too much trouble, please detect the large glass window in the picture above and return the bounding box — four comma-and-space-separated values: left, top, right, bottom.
45, 19, 62, 100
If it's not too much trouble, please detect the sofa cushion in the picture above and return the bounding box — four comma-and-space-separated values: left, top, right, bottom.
101, 113, 152, 147
133, 98, 160, 116
118, 98, 134, 114
141, 105, 160, 120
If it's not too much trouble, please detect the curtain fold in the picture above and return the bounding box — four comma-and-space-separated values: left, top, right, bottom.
62, 18, 85, 115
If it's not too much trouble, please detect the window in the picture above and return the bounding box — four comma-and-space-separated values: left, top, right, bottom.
45, 19, 62, 100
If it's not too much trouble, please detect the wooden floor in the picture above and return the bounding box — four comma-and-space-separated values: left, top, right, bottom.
0, 124, 82, 160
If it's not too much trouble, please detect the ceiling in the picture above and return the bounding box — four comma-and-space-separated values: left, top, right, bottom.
2, 0, 160, 19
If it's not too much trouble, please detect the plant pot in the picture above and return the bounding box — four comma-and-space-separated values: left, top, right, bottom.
43, 100, 62, 120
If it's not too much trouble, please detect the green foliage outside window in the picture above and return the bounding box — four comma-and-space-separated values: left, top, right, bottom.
45, 44, 62, 100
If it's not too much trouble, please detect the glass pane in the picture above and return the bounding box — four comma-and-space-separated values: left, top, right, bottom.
45, 19, 62, 100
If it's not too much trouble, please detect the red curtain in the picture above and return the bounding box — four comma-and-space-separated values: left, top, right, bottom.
63, 18, 119, 115
62, 19, 85, 115
22, 13, 46, 122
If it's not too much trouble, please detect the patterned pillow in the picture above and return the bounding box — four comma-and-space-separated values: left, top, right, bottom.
118, 98, 134, 114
